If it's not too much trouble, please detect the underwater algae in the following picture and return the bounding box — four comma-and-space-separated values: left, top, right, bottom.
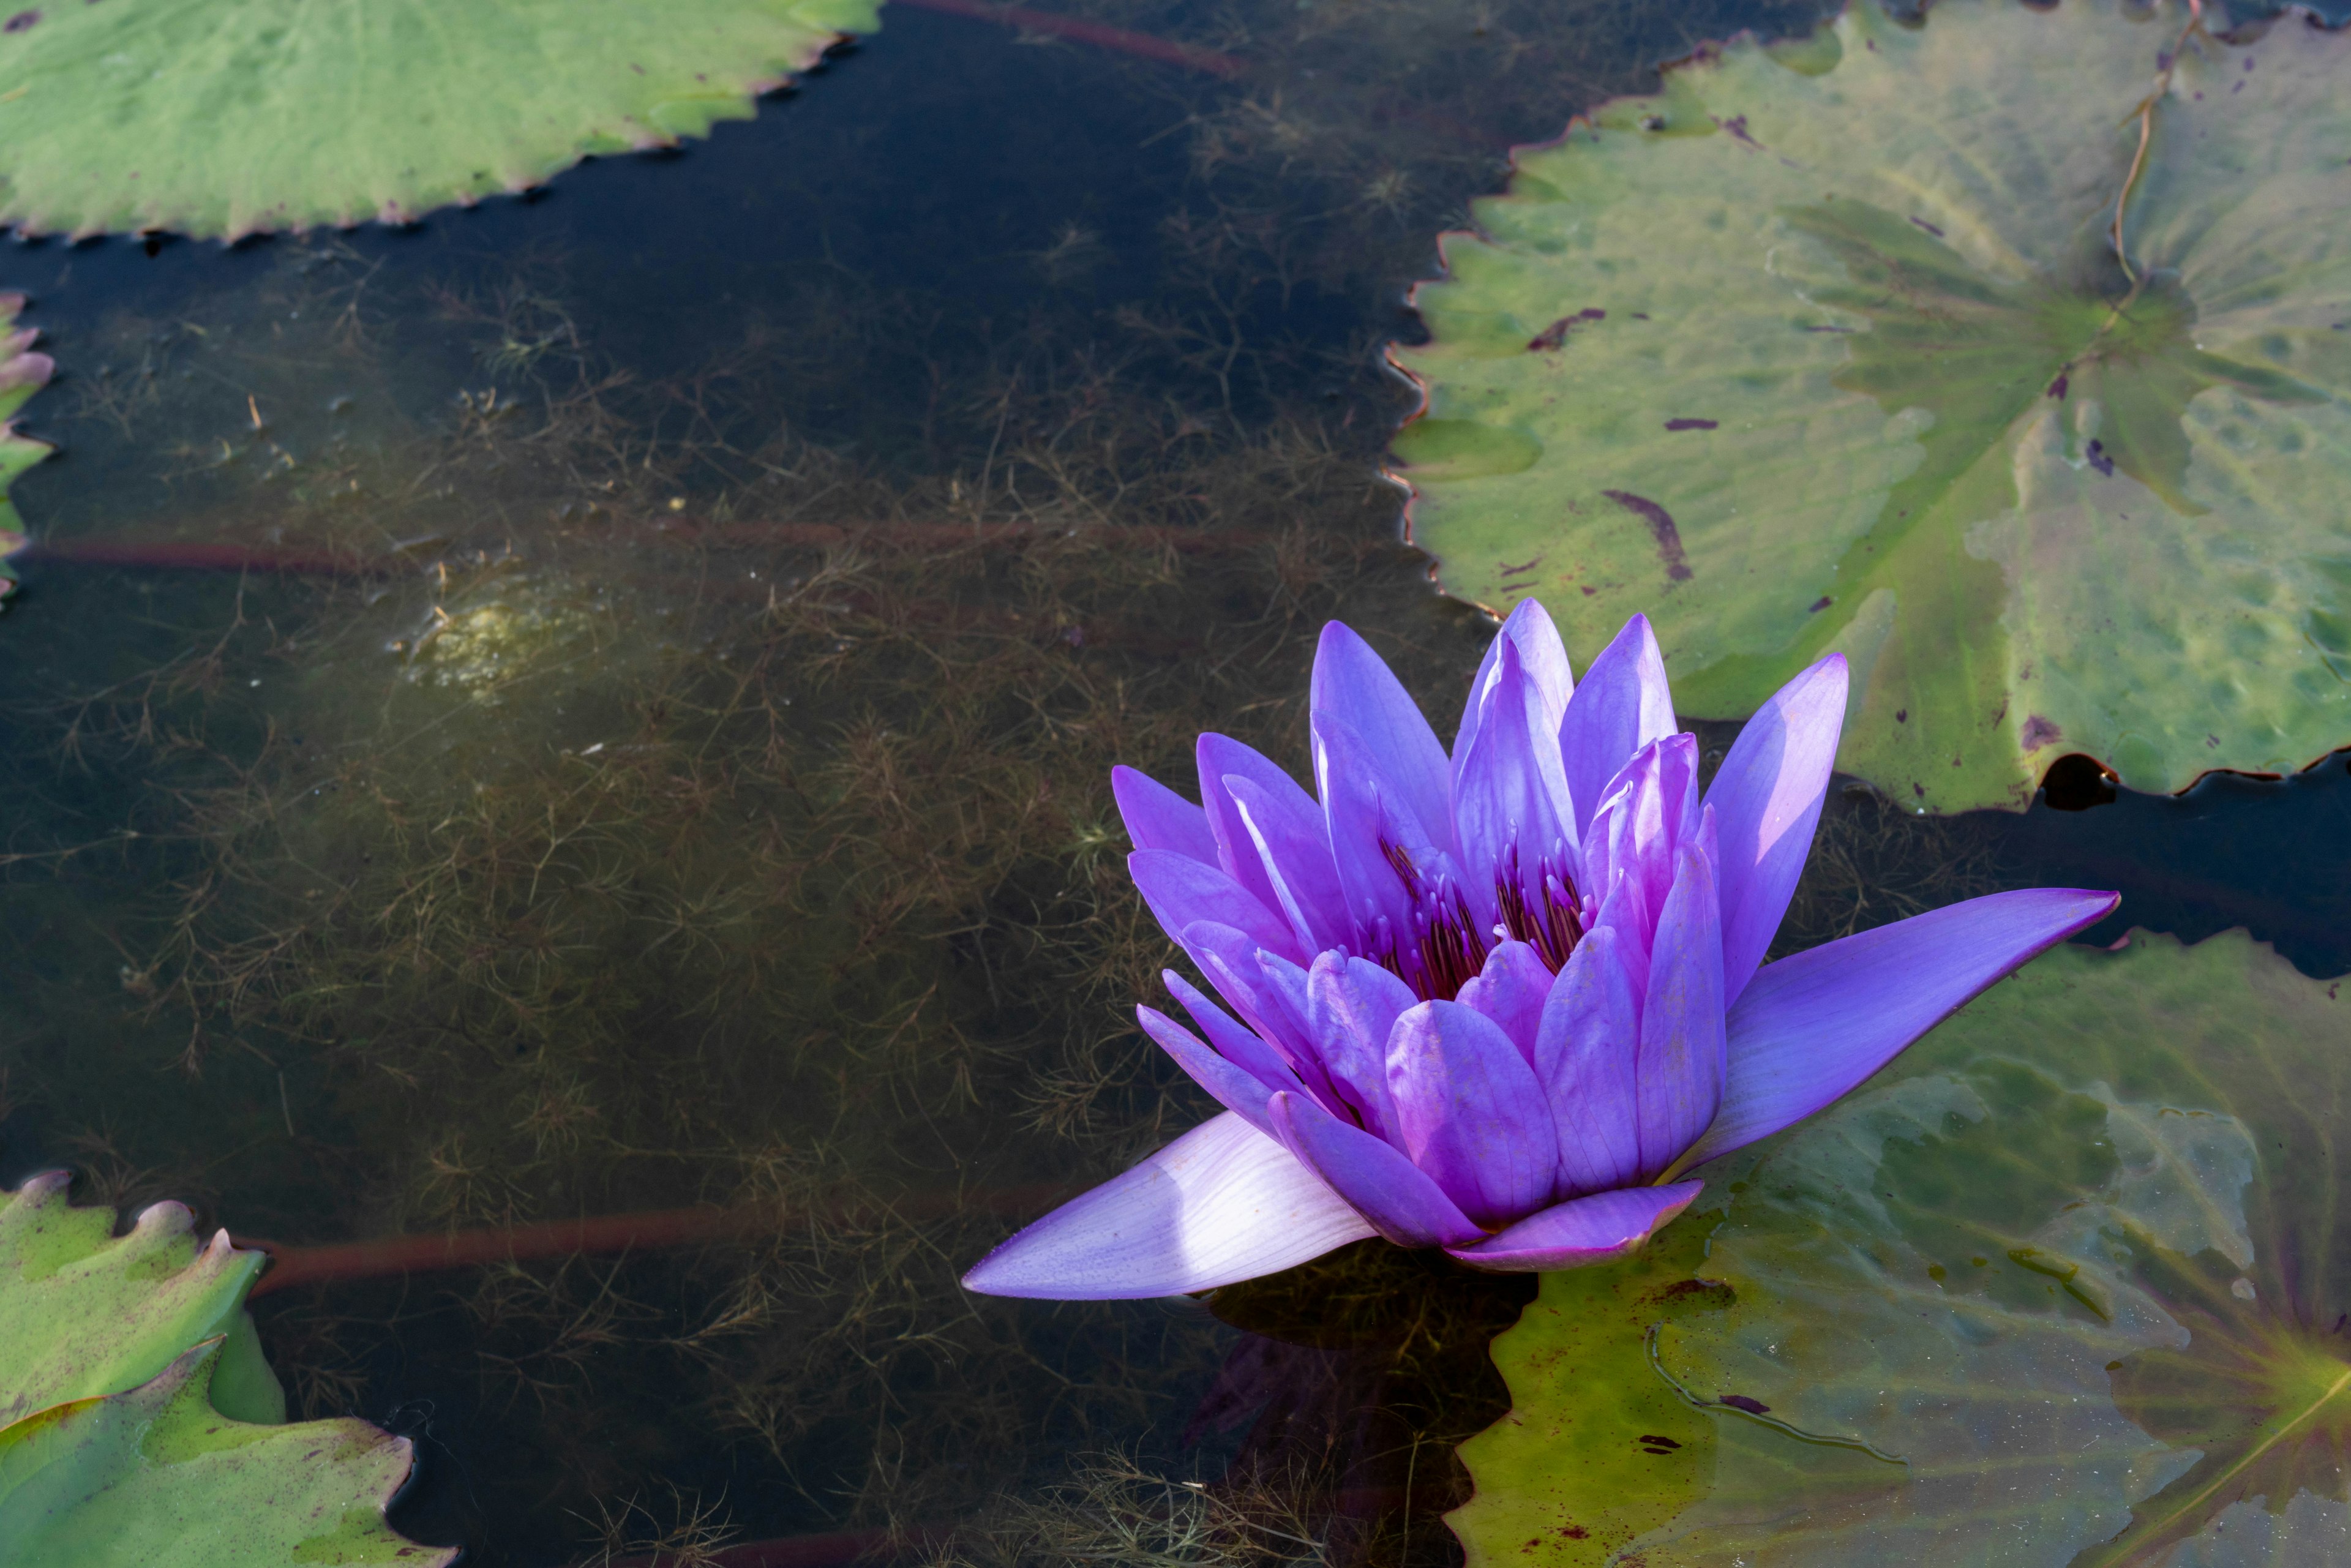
1392, 0, 2351, 812
0, 216, 1540, 1555
0, 1172, 452, 1566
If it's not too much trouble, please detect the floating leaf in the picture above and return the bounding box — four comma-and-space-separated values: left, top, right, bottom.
0, 0, 881, 239
0, 1174, 454, 1566
0, 1340, 452, 1566
1450, 929, 2351, 1565
0, 1170, 282, 1425
1391, 0, 2351, 811
0, 291, 51, 599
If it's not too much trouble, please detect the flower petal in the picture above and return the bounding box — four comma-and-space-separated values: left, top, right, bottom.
1196, 735, 1332, 931
1455, 940, 1552, 1066
1453, 636, 1575, 946
1637, 841, 1725, 1178
1305, 953, 1414, 1141
1267, 1090, 1484, 1247
1684, 888, 2121, 1168
1139, 1005, 1277, 1135
1445, 1180, 1704, 1272
1163, 969, 1301, 1099
962, 1111, 1378, 1299
1311, 622, 1453, 854
1112, 765, 1219, 865
1535, 925, 1645, 1196
1313, 711, 1453, 968
1586, 860, 1654, 998
1704, 653, 1847, 1005
1179, 932, 1349, 1116
1224, 771, 1351, 955
1558, 613, 1675, 842
1385, 1000, 1559, 1226
1455, 599, 1574, 790
1585, 732, 1700, 926
1130, 849, 1299, 965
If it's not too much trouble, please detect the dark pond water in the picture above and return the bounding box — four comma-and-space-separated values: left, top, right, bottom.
1, 1, 2347, 1564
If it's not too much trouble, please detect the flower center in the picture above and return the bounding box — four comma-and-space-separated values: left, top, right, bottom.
1374, 840, 1584, 1002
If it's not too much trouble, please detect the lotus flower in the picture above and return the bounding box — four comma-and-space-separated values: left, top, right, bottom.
964, 604, 2118, 1297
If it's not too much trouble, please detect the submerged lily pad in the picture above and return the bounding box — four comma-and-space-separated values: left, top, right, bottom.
0, 1174, 454, 1566
0, 0, 880, 239
1391, 0, 2351, 811
0, 290, 51, 598
1450, 928, 2351, 1566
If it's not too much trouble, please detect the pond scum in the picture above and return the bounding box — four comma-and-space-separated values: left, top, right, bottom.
0, 0, 2029, 1561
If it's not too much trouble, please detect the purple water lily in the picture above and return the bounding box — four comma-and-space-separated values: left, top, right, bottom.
964, 604, 2118, 1297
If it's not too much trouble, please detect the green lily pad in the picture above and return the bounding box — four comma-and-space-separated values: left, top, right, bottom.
0, 1170, 282, 1427
0, 1174, 454, 1565
0, 1339, 454, 1566
0, 0, 881, 240
0, 290, 51, 599
1449, 928, 2351, 1566
1391, 0, 2351, 811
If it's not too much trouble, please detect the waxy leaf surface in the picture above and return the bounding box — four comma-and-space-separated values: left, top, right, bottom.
1451, 929, 2351, 1565
0, 0, 880, 239
0, 1175, 453, 1566
1392, 0, 2351, 811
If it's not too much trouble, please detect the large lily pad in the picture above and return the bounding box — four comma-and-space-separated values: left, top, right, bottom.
0, 0, 881, 239
0, 1173, 454, 1566
0, 290, 51, 599
1390, 0, 2351, 812
1449, 928, 2351, 1566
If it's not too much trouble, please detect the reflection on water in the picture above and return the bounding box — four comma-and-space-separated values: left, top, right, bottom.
0, 1, 2344, 1564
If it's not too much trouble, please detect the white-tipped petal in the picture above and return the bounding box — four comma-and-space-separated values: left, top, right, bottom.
961, 1111, 1376, 1300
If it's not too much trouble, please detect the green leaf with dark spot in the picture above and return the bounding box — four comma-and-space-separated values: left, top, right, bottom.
0, 0, 880, 240
1392, 0, 2351, 811
1450, 930, 2351, 1566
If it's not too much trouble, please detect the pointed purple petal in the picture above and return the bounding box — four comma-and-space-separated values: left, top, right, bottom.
1224, 772, 1350, 955
1584, 733, 1701, 926
1456, 600, 1574, 786
1180, 920, 1278, 1033
1113, 765, 1219, 865
1130, 849, 1300, 965
1453, 637, 1574, 945
1196, 735, 1322, 920
1687, 888, 2121, 1167
1535, 926, 1645, 1196
1385, 1000, 1559, 1227
1559, 613, 1675, 842
1305, 953, 1414, 1141
1313, 712, 1441, 961
1445, 1180, 1704, 1272
962, 1111, 1377, 1299
1163, 970, 1300, 1098
1180, 924, 1338, 1114
1586, 850, 1654, 998
1140, 1005, 1277, 1135
1311, 622, 1453, 854
1267, 1090, 1484, 1247
1705, 654, 1848, 1005
1636, 842, 1725, 1178
1455, 940, 1552, 1066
